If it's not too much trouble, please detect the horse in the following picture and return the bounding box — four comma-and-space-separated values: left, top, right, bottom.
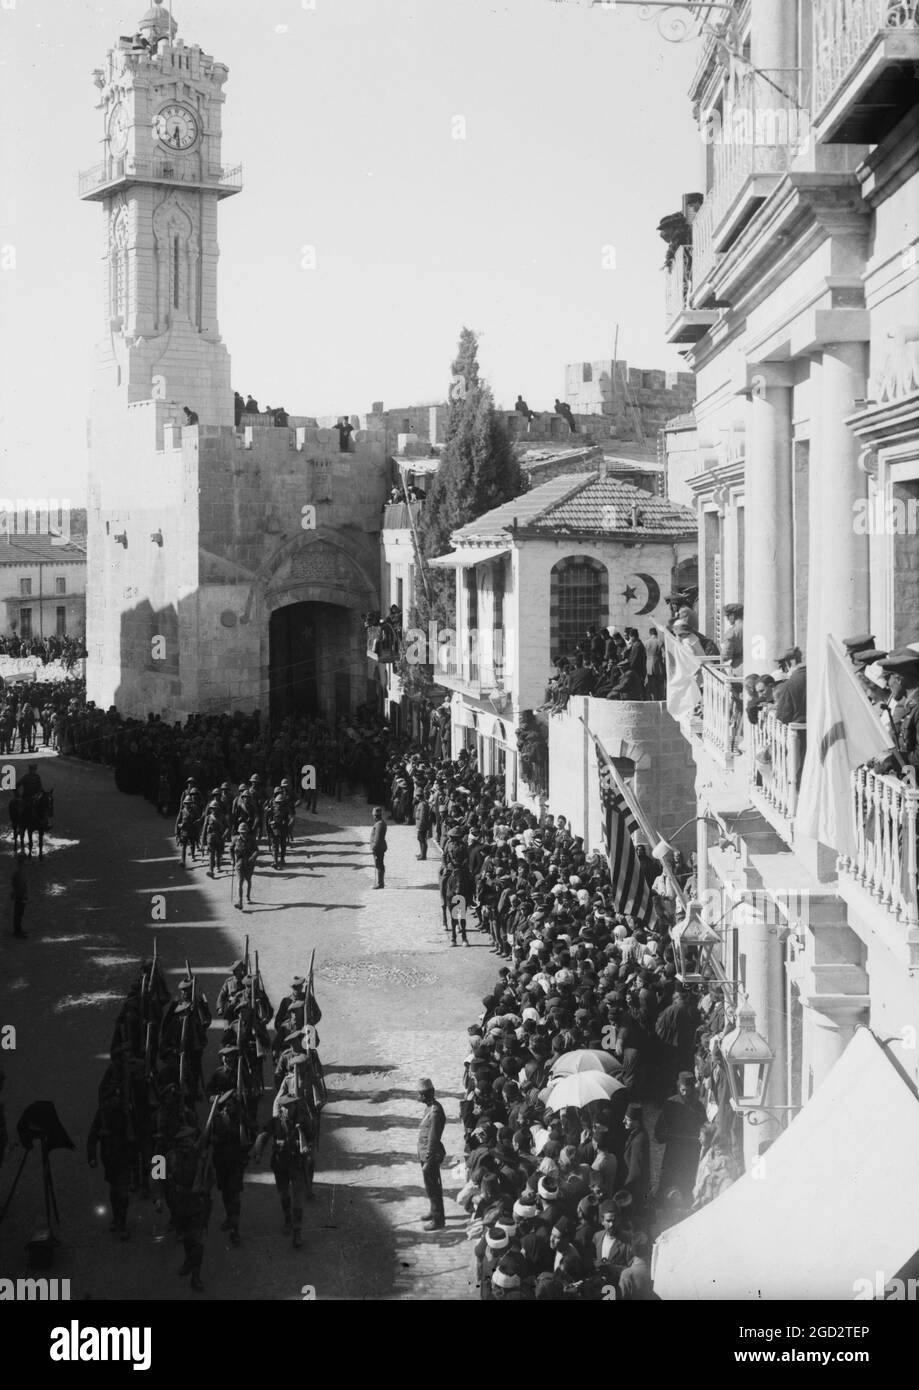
266, 806, 291, 869
24, 788, 53, 859
9, 794, 27, 855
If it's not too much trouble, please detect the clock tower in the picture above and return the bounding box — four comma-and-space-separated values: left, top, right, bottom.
81, 3, 240, 429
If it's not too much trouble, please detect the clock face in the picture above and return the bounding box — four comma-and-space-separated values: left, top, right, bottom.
109, 104, 128, 156
153, 104, 199, 151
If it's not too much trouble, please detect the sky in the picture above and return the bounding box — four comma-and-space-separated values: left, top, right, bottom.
0, 0, 704, 499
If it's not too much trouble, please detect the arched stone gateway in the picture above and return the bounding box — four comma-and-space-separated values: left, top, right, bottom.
263, 531, 377, 724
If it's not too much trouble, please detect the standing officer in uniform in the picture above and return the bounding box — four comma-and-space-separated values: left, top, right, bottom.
416, 1078, 446, 1231
370, 805, 387, 889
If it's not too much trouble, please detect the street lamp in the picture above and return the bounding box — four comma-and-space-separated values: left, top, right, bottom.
670, 898, 719, 984
719, 999, 775, 1113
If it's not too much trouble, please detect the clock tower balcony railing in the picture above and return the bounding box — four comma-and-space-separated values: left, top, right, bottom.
78, 157, 243, 201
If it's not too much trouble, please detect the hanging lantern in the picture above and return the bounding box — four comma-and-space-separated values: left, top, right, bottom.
670, 899, 719, 985
719, 1001, 775, 1112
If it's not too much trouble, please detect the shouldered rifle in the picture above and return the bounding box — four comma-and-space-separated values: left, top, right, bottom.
193, 1095, 219, 1194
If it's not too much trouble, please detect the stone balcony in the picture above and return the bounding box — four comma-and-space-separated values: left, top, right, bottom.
663, 244, 720, 344
812, 0, 919, 143
692, 69, 809, 290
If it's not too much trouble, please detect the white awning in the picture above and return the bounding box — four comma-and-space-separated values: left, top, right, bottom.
651, 1028, 919, 1300
428, 544, 513, 568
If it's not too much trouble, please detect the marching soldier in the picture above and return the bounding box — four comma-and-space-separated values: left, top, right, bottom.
248, 773, 266, 837
201, 798, 228, 877
230, 821, 258, 911
160, 978, 211, 1100
211, 1089, 254, 1247
273, 975, 308, 1050
206, 1042, 241, 1097
253, 1092, 317, 1248
87, 1073, 138, 1241
216, 960, 247, 1019
231, 782, 253, 828
161, 1125, 212, 1293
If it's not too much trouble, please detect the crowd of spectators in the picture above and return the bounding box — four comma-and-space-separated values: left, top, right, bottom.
382, 742, 747, 1300
0, 633, 86, 668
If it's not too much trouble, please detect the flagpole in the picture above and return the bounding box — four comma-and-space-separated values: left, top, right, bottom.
578, 713, 688, 909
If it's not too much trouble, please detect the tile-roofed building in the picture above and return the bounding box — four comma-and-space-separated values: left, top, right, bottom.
450, 472, 694, 545
0, 533, 87, 564
429, 472, 698, 808
0, 530, 87, 642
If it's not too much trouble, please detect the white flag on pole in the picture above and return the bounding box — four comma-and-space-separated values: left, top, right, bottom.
795, 635, 895, 857
662, 627, 703, 722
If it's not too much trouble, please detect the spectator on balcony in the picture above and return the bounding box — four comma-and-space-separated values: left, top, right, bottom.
645, 627, 666, 700
877, 651, 919, 761
720, 604, 743, 673
244, 395, 259, 414
554, 399, 578, 433
746, 674, 776, 725
586, 625, 606, 665
672, 619, 706, 659
234, 391, 245, 426
182, 406, 199, 426
567, 655, 596, 699
774, 648, 806, 725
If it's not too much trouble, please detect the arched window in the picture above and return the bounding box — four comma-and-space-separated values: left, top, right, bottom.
550, 555, 608, 659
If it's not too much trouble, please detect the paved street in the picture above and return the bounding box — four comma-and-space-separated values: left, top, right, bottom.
0, 750, 496, 1300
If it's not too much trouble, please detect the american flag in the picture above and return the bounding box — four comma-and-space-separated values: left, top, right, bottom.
596, 749, 654, 927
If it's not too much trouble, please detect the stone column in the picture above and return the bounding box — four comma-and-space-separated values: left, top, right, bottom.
741, 364, 795, 669
802, 995, 869, 1094
817, 342, 870, 641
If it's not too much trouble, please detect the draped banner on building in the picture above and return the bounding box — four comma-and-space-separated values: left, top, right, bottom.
588, 728, 654, 927
795, 635, 894, 858
662, 627, 703, 723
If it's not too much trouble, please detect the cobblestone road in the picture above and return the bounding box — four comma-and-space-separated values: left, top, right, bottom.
0, 751, 496, 1300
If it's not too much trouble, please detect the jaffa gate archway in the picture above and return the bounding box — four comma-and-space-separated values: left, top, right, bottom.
269, 599, 364, 725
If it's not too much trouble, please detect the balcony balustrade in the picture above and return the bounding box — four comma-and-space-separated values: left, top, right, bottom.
78, 159, 242, 200
691, 68, 809, 288
839, 765, 919, 928
700, 663, 743, 769
813, 0, 919, 142
749, 708, 807, 837
664, 243, 721, 342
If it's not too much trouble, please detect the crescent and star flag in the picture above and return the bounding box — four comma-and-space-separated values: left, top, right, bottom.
589, 730, 654, 927
662, 627, 703, 722
795, 634, 895, 858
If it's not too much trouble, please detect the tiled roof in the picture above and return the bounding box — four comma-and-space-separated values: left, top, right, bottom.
452, 474, 595, 542
0, 533, 87, 564
452, 473, 695, 542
